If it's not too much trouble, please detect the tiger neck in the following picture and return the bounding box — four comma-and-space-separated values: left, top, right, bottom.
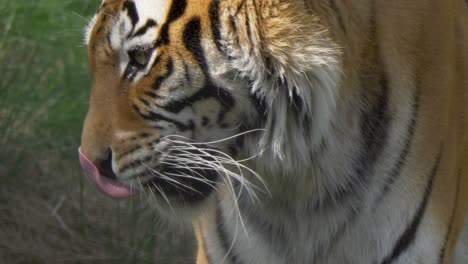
240, 24, 386, 213
213, 39, 401, 261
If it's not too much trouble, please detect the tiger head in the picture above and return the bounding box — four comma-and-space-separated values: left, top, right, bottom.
79, 0, 341, 215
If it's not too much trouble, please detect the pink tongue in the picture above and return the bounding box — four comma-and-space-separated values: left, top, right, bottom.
78, 147, 140, 199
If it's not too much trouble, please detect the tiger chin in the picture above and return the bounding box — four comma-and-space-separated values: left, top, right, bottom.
79, 0, 468, 263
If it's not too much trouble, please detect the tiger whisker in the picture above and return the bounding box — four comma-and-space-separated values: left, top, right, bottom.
158, 161, 219, 186
163, 172, 218, 191
141, 158, 220, 196
162, 128, 266, 146
164, 155, 259, 201
178, 146, 266, 186
142, 131, 268, 238
222, 169, 250, 241
102, 12, 117, 21
135, 175, 148, 205
157, 156, 222, 186
165, 151, 251, 188
151, 182, 174, 214
160, 161, 217, 172
142, 163, 201, 195
160, 161, 225, 191
72, 12, 91, 23
167, 148, 252, 236
169, 146, 268, 199
163, 150, 253, 231
159, 158, 217, 178
146, 181, 163, 212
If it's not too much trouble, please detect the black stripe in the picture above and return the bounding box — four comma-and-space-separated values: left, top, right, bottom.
123, 1, 139, 27
115, 134, 154, 160
216, 203, 241, 264
201, 117, 210, 127
243, 3, 254, 57
152, 58, 174, 90
438, 170, 462, 263
115, 145, 142, 160
129, 132, 151, 141
132, 104, 194, 132
215, 87, 236, 127
179, 17, 236, 121
209, 0, 223, 52
118, 155, 153, 174
183, 61, 192, 84
149, 53, 163, 73
182, 17, 212, 78
329, 0, 347, 34
94, 26, 103, 40
317, 73, 394, 256
144, 90, 163, 100
250, 92, 267, 118
229, 15, 240, 52
379, 147, 443, 264
147, 151, 218, 203
248, 81, 268, 121
143, 111, 194, 132
165, 0, 187, 24
161, 84, 235, 113
183, 18, 208, 71
373, 86, 420, 209
139, 97, 151, 108
156, 0, 187, 47
316, 76, 391, 209
156, 25, 171, 46
234, 0, 247, 15
133, 19, 158, 37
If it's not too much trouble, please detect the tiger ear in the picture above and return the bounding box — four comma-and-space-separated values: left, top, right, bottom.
219, 0, 342, 159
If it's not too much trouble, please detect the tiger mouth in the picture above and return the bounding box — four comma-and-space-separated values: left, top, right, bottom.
78, 147, 218, 202
78, 148, 140, 199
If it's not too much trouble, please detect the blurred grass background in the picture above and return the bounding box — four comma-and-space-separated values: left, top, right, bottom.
0, 0, 194, 263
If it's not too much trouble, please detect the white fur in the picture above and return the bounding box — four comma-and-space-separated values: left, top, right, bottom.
84, 14, 97, 46
133, 0, 168, 29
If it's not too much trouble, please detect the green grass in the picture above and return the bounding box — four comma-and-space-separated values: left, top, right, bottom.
0, 1, 194, 263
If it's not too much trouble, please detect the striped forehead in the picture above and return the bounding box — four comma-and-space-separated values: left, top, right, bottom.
85, 0, 171, 47
110, 0, 171, 49
131, 0, 169, 30
85, 0, 215, 80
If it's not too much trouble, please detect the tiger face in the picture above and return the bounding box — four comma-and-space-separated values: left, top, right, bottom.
79, 0, 340, 213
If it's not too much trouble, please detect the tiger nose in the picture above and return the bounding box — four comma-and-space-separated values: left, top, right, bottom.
80, 146, 117, 180
95, 151, 117, 180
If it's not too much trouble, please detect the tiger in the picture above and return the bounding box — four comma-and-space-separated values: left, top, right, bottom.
78, 0, 468, 263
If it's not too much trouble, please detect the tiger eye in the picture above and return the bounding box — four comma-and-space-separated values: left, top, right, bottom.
133, 50, 150, 66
